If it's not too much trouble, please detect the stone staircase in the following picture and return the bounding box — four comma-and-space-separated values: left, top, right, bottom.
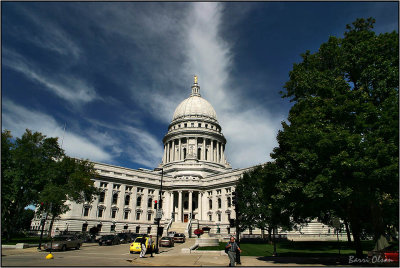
168, 222, 188, 235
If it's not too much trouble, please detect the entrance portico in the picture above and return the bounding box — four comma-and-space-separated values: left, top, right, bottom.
170, 190, 201, 222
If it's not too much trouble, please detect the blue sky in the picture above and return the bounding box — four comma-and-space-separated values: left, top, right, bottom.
2, 2, 398, 170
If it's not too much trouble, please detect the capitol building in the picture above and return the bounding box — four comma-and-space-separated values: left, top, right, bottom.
31, 77, 335, 240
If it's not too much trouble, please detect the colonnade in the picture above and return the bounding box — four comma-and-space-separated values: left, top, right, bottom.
162, 137, 226, 164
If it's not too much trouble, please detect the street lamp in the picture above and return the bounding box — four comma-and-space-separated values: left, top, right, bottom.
153, 167, 164, 253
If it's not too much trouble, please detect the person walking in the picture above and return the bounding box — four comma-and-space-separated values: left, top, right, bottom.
139, 235, 147, 258
148, 235, 153, 257
225, 236, 242, 266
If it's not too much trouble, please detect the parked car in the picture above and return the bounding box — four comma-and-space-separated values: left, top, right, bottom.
173, 233, 186, 243
98, 235, 120, 246
43, 235, 83, 251
159, 236, 174, 247
117, 233, 131, 244
167, 231, 176, 238
129, 236, 155, 254
368, 244, 399, 263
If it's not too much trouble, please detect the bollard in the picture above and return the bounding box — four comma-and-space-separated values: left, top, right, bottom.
46, 253, 54, 259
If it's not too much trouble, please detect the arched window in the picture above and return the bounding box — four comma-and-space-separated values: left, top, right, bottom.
183, 148, 187, 159
218, 198, 221, 209
148, 198, 152, 208
112, 193, 118, 204
227, 197, 231, 207
125, 195, 130, 206
205, 149, 208, 160
197, 148, 201, 160
136, 196, 141, 207
209, 199, 212, 210
99, 192, 105, 203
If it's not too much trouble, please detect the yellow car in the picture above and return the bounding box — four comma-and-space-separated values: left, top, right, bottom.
129, 236, 155, 254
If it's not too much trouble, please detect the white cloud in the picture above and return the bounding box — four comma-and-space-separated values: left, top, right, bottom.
180, 2, 283, 168
2, 99, 112, 162
3, 49, 98, 106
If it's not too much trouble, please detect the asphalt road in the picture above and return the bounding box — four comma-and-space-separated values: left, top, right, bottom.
1, 240, 198, 266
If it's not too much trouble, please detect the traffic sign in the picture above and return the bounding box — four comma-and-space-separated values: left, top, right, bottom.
155, 209, 163, 219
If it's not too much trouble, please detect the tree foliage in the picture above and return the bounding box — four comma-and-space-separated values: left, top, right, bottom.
272, 18, 398, 256
1, 129, 99, 241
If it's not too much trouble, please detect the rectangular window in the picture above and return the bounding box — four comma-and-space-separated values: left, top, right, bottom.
100, 182, 107, 188
227, 227, 230, 234
191, 123, 194, 127
136, 226, 140, 233
98, 208, 103, 218
82, 223, 88, 232
218, 214, 221, 221
209, 215, 212, 221
136, 213, 141, 220
83, 207, 89, 217
124, 225, 128, 230
147, 214, 152, 221
113, 184, 120, 189
111, 210, 116, 218
126, 186, 132, 191
111, 225, 116, 232
124, 211, 129, 219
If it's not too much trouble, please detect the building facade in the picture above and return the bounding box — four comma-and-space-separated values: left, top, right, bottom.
31, 77, 340, 240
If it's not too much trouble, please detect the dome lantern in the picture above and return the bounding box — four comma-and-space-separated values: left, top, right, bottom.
191, 75, 201, 97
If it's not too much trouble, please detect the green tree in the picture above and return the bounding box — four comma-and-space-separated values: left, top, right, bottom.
272, 18, 398, 257
39, 157, 100, 236
1, 129, 62, 241
236, 163, 292, 255
1, 129, 99, 241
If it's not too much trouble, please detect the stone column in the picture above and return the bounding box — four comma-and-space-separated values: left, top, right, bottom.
163, 144, 166, 163
104, 183, 113, 219
202, 139, 206, 160
217, 141, 220, 163
194, 138, 198, 159
221, 144, 225, 163
210, 141, 214, 162
170, 191, 175, 221
89, 181, 101, 219
118, 185, 126, 220
131, 186, 137, 218
178, 191, 183, 222
142, 188, 149, 222
198, 192, 202, 220
214, 141, 217, 162
178, 138, 181, 161
167, 142, 170, 163
188, 191, 193, 218
222, 193, 228, 223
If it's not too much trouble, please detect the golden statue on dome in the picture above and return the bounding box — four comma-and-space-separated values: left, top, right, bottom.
194, 75, 198, 84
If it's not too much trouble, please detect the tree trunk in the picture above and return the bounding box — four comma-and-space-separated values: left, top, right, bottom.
349, 219, 363, 257
47, 214, 56, 238
272, 228, 277, 256
344, 220, 352, 243
267, 227, 272, 244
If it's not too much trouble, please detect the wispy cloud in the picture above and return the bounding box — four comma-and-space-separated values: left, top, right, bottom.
2, 99, 113, 162
85, 118, 164, 168
179, 2, 283, 168
18, 5, 81, 59
3, 48, 98, 106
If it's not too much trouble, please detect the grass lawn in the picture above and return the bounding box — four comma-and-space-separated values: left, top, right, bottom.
1, 236, 50, 245
197, 240, 376, 257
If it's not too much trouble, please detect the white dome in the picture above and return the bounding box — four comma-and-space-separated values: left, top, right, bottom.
172, 95, 217, 122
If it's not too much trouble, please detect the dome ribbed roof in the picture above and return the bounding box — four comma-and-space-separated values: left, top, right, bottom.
172, 95, 217, 121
